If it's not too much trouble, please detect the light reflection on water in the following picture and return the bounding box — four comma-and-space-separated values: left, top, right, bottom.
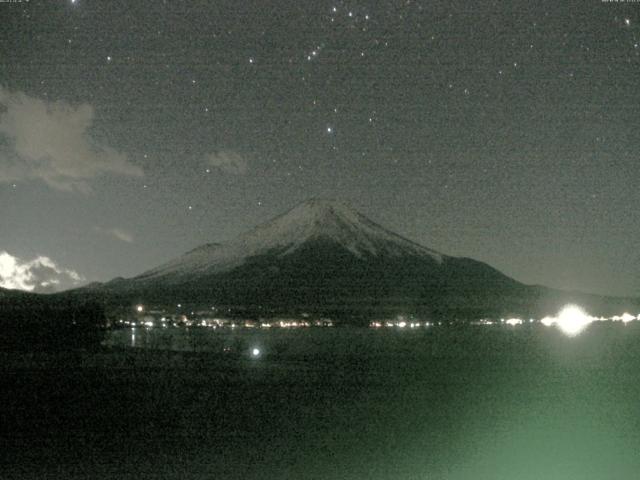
95, 322, 640, 479
103, 321, 640, 360
101, 323, 640, 478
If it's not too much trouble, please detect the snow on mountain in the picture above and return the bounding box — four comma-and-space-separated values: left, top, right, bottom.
134, 199, 444, 283
63, 199, 640, 320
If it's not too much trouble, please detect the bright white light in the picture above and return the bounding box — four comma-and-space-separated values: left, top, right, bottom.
621, 313, 635, 324
251, 348, 260, 357
136, 305, 144, 313
556, 305, 592, 336
505, 318, 522, 326
540, 316, 555, 327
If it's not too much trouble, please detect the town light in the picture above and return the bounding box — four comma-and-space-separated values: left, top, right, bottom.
556, 305, 592, 336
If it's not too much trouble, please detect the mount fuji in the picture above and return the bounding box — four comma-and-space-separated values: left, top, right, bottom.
136, 198, 445, 283
79, 199, 637, 321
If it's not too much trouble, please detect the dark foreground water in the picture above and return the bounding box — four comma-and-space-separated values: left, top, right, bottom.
2, 324, 640, 479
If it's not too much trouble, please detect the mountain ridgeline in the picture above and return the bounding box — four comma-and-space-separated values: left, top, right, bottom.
80, 199, 638, 322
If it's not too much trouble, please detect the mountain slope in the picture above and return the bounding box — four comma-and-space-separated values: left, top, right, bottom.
86, 199, 638, 321
133, 199, 443, 285
90, 199, 525, 317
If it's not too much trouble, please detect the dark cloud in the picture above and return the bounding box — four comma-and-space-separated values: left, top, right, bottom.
94, 226, 134, 243
207, 151, 248, 175
0, 88, 143, 192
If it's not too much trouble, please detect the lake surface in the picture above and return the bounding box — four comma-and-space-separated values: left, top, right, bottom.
4, 323, 640, 479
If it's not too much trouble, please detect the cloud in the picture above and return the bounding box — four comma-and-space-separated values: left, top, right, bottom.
0, 251, 85, 293
0, 87, 143, 192
94, 226, 134, 243
207, 150, 248, 175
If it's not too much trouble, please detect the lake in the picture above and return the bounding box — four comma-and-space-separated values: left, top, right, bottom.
3, 323, 640, 479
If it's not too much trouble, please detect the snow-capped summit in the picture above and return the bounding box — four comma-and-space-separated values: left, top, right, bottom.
65, 199, 640, 321
237, 198, 443, 260
134, 198, 443, 284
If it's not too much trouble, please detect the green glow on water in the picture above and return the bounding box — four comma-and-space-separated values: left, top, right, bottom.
94, 324, 640, 479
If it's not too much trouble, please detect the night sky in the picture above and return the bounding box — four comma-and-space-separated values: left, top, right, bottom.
1, 0, 639, 296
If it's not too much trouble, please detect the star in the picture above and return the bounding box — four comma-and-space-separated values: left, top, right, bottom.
106, 56, 112, 62
624, 18, 631, 26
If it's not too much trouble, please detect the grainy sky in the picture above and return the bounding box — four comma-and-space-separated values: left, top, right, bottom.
0, 0, 638, 296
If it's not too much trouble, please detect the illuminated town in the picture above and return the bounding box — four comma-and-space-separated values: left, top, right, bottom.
119, 303, 640, 337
